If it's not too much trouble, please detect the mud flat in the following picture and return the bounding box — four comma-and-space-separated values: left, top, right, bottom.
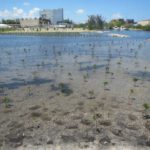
0, 31, 150, 149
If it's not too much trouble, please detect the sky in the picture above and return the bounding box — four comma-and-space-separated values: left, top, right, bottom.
0, 0, 150, 23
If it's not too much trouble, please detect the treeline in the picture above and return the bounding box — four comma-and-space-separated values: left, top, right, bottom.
74, 15, 105, 30
1, 19, 20, 24
75, 16, 150, 31
132, 25, 150, 31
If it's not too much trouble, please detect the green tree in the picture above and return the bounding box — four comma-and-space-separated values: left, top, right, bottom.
109, 19, 125, 28
87, 15, 105, 30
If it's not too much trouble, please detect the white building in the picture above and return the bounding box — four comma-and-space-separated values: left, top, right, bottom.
0, 24, 12, 28
40, 8, 63, 25
138, 20, 150, 26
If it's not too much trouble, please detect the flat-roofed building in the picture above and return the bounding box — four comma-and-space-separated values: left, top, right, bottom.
138, 20, 150, 26
40, 8, 63, 25
20, 18, 39, 28
126, 19, 134, 24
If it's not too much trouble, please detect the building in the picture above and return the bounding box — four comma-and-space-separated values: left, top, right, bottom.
20, 18, 39, 28
126, 19, 134, 24
138, 20, 150, 26
40, 8, 63, 25
0, 24, 12, 28
111, 19, 125, 23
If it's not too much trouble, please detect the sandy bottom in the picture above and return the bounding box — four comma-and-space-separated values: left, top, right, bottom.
0, 36, 150, 150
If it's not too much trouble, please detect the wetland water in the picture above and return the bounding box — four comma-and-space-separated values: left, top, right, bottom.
0, 30, 150, 149
0, 30, 150, 87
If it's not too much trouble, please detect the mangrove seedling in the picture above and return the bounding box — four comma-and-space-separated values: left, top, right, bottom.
105, 66, 110, 74
3, 96, 10, 108
117, 61, 121, 65
32, 71, 38, 80
111, 72, 114, 79
88, 90, 95, 99
68, 72, 72, 76
130, 89, 134, 95
58, 83, 73, 96
143, 103, 150, 110
27, 87, 32, 96
93, 64, 97, 72
93, 114, 98, 130
133, 77, 139, 87
83, 73, 89, 82
103, 81, 108, 90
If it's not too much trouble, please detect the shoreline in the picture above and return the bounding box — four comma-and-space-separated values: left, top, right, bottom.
0, 28, 150, 35
0, 28, 94, 34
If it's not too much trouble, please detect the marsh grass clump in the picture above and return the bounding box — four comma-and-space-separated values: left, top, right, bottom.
58, 82, 73, 96
143, 103, 150, 110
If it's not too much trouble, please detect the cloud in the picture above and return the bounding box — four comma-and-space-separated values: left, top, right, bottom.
0, 10, 10, 18
23, 2, 30, 6
76, 9, 85, 15
112, 13, 123, 19
12, 7, 24, 17
27, 8, 40, 18
0, 7, 40, 19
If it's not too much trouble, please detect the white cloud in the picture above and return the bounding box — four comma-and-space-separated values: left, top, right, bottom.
76, 9, 85, 15
27, 7, 40, 18
0, 7, 40, 19
112, 13, 123, 19
23, 2, 30, 6
12, 7, 24, 17
0, 10, 10, 17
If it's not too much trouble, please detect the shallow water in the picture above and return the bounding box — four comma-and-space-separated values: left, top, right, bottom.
0, 30, 150, 88
0, 31, 150, 149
